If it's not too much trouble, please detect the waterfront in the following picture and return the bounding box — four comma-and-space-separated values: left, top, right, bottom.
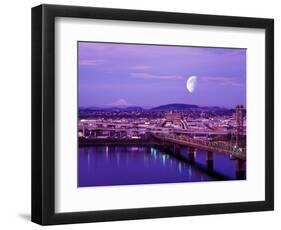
78, 145, 243, 187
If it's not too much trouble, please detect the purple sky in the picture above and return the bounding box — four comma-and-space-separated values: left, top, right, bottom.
78, 42, 246, 108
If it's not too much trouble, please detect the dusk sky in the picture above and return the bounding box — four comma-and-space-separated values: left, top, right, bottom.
78, 42, 246, 108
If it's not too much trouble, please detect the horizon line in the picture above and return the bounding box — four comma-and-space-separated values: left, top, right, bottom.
78, 103, 246, 110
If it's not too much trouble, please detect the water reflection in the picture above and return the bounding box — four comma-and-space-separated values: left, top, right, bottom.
105, 146, 109, 160
79, 145, 225, 187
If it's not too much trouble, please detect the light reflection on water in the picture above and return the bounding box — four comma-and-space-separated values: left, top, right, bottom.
78, 145, 222, 187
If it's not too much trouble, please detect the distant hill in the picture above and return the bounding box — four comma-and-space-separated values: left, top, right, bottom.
151, 103, 199, 111
79, 106, 144, 111
200, 106, 227, 110
119, 106, 144, 111
79, 103, 230, 112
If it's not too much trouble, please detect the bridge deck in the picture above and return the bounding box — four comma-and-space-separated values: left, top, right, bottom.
152, 134, 246, 160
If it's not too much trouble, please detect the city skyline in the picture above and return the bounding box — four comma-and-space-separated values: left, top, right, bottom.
78, 42, 246, 108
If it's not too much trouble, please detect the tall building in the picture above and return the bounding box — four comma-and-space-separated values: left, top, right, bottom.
165, 111, 182, 122
160, 112, 185, 129
235, 105, 244, 146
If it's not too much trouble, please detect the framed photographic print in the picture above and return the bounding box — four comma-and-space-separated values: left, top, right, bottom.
31, 4, 274, 225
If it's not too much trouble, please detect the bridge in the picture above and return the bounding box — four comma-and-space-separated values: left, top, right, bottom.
150, 133, 246, 179
151, 133, 246, 160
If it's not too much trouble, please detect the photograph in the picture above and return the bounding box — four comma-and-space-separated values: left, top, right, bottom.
77, 41, 247, 187
30, 3, 274, 225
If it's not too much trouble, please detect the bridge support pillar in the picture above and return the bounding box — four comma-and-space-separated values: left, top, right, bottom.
82, 125, 85, 137
206, 151, 214, 171
236, 159, 245, 179
173, 144, 177, 154
188, 147, 195, 163
173, 144, 181, 155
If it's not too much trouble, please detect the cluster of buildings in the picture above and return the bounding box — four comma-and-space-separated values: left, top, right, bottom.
78, 105, 246, 145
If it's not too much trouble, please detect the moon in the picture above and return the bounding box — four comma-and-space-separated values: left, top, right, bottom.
186, 76, 197, 93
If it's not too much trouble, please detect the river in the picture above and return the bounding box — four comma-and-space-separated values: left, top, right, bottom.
78, 145, 244, 187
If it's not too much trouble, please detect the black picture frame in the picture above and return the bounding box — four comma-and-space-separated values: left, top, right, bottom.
31, 4, 274, 225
